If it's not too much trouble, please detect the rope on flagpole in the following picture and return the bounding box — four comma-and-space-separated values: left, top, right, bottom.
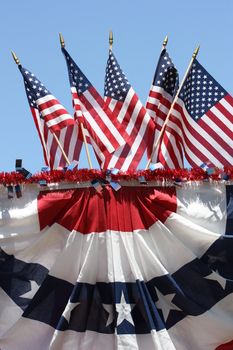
145, 44, 200, 170
12, 50, 71, 166
59, 33, 93, 169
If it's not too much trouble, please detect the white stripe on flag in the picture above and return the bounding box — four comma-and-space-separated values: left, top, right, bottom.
220, 98, 233, 115
212, 103, 233, 131
83, 89, 126, 146
79, 101, 115, 153
117, 88, 135, 124
171, 106, 223, 166
126, 99, 142, 135
45, 114, 73, 128
201, 113, 232, 146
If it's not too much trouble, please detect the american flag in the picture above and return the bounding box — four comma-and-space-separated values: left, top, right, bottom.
166, 59, 233, 167
19, 66, 75, 132
104, 51, 156, 171
19, 66, 82, 169
62, 48, 128, 168
146, 49, 183, 168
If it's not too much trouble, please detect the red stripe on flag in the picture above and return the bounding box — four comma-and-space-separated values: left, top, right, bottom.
159, 131, 183, 169
79, 94, 120, 154
77, 87, 128, 152
206, 107, 232, 139
225, 93, 233, 107
198, 117, 232, 156
31, 108, 49, 166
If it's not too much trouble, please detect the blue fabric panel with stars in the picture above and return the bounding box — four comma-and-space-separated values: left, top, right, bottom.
179, 59, 227, 121
19, 66, 51, 107
104, 51, 131, 101
152, 49, 179, 97
61, 48, 91, 94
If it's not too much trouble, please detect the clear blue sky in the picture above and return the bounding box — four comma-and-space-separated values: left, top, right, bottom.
1, 0, 232, 172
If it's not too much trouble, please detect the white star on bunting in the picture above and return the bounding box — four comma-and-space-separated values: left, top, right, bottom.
115, 291, 135, 326
155, 288, 181, 322
20, 280, 40, 299
102, 303, 114, 327
205, 271, 227, 290
62, 302, 81, 323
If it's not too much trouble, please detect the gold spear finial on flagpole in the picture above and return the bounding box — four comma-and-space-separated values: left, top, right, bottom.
59, 33, 65, 48
162, 35, 168, 48
11, 51, 21, 65
109, 30, 113, 51
192, 45, 200, 58
146, 44, 200, 170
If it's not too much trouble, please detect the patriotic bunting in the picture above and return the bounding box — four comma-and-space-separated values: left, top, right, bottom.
0, 182, 233, 349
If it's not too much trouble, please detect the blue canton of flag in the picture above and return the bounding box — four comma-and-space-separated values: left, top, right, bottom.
152, 49, 179, 97
62, 49, 91, 94
104, 52, 131, 101
179, 59, 227, 121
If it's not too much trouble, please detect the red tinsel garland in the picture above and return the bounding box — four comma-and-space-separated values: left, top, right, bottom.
0, 167, 232, 186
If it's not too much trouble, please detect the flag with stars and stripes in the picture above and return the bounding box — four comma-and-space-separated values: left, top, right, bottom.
104, 51, 156, 171
0, 182, 233, 349
19, 66, 76, 132
146, 48, 184, 169
165, 59, 233, 167
61, 48, 128, 168
19, 65, 82, 169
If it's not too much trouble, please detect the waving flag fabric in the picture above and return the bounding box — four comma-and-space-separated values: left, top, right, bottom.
62, 48, 128, 168
19, 66, 82, 169
146, 49, 183, 169
34, 120, 82, 170
0, 182, 233, 349
165, 59, 233, 167
104, 51, 156, 171
19, 66, 76, 132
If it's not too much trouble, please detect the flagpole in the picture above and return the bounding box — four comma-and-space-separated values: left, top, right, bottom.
12, 51, 71, 166
59, 33, 93, 169
145, 45, 200, 170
